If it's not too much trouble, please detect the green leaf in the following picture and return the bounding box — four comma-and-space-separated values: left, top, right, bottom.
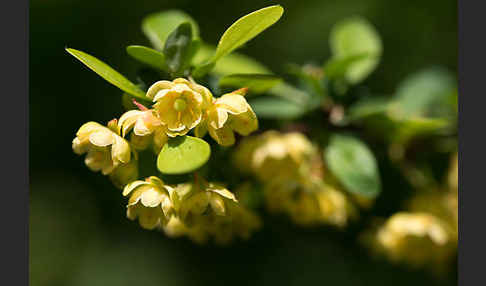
325, 134, 381, 198
347, 97, 390, 121
142, 10, 199, 51
389, 67, 457, 120
126, 45, 166, 71
249, 97, 306, 119
324, 52, 373, 80
163, 23, 193, 76
219, 74, 281, 94
65, 48, 146, 99
193, 44, 271, 76
157, 136, 211, 175
213, 5, 283, 62
329, 17, 382, 84
393, 117, 449, 144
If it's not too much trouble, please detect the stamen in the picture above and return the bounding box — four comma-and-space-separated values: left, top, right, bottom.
132, 99, 149, 111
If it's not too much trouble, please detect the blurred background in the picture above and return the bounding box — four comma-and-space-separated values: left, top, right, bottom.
30, 0, 457, 285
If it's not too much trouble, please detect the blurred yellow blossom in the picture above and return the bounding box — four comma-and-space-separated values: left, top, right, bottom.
265, 178, 355, 227
234, 131, 318, 181
123, 176, 174, 230
72, 121, 131, 175
196, 89, 258, 146
160, 179, 261, 244
370, 212, 456, 268
146, 78, 213, 137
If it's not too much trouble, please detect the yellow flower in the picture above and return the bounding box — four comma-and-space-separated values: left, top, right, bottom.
146, 78, 213, 137
176, 182, 238, 224
371, 212, 456, 268
118, 109, 168, 152
196, 90, 258, 146
72, 121, 131, 175
123, 176, 174, 230
264, 178, 354, 227
162, 192, 261, 245
234, 131, 317, 181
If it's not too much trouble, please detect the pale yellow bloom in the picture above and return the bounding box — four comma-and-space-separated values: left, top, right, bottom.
118, 109, 168, 152
123, 176, 174, 230
162, 195, 261, 245
196, 91, 258, 146
146, 78, 213, 137
264, 178, 355, 227
372, 212, 456, 268
176, 182, 238, 224
234, 131, 318, 181
72, 121, 131, 175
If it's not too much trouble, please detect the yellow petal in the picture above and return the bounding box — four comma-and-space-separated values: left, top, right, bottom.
140, 187, 164, 207
118, 110, 144, 137
209, 195, 226, 216
89, 130, 114, 147
153, 128, 168, 153
72, 137, 87, 154
153, 89, 172, 102
123, 180, 149, 196
146, 80, 173, 100
230, 108, 258, 136
216, 93, 249, 114
210, 187, 238, 202
194, 121, 208, 138
138, 207, 161, 230
133, 119, 152, 136
208, 125, 235, 146
111, 135, 131, 164
76, 121, 103, 138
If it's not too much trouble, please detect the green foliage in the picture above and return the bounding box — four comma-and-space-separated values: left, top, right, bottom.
219, 74, 282, 94
328, 17, 382, 84
65, 48, 146, 100
163, 23, 195, 77
390, 67, 457, 120
325, 135, 381, 198
193, 44, 271, 75
126, 45, 166, 71
157, 136, 211, 175
142, 10, 199, 51
249, 96, 306, 119
212, 5, 283, 62
193, 5, 283, 77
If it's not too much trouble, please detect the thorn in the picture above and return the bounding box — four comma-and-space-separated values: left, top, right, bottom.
132, 99, 149, 111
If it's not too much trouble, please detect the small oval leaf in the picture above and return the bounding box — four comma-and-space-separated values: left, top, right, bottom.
213, 5, 283, 62
325, 134, 381, 198
142, 10, 199, 51
157, 136, 211, 175
219, 74, 281, 94
126, 45, 166, 71
329, 17, 382, 84
163, 22, 193, 76
66, 48, 146, 99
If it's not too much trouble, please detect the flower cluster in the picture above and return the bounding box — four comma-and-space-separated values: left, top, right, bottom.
234, 131, 355, 227
72, 78, 261, 244
123, 176, 261, 244
363, 153, 458, 271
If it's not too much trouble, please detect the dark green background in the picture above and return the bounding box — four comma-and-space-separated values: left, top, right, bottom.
30, 0, 457, 285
